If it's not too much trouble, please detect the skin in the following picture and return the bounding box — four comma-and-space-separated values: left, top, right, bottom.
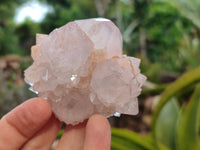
0, 98, 111, 150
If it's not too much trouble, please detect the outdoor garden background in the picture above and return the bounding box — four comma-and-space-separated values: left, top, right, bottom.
0, 0, 200, 149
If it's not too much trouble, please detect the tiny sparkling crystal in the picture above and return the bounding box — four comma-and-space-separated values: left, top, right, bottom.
24, 18, 146, 125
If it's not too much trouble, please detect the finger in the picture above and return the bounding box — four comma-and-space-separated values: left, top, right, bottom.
83, 114, 111, 150
0, 98, 52, 150
22, 115, 61, 150
56, 120, 87, 150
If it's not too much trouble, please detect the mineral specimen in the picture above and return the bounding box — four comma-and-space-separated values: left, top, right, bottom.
24, 18, 146, 125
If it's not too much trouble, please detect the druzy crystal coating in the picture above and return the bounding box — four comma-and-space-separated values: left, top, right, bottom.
24, 18, 146, 125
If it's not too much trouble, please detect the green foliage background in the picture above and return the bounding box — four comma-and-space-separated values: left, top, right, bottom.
0, 0, 200, 149
1, 0, 199, 77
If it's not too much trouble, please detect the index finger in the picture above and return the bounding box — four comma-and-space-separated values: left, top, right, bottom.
0, 98, 52, 150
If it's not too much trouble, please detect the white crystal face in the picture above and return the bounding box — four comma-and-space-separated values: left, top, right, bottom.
24, 18, 146, 125
75, 18, 122, 59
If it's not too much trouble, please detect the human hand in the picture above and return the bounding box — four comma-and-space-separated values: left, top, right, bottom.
0, 98, 111, 150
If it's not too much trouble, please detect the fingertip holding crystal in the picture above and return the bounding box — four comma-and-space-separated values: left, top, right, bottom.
24, 18, 146, 125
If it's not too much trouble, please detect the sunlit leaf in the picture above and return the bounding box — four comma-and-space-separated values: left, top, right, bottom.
112, 128, 170, 150
176, 84, 200, 150
156, 98, 179, 149
152, 67, 200, 148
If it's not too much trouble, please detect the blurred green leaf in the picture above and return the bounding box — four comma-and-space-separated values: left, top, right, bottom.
159, 0, 200, 29
112, 136, 138, 150
56, 129, 64, 139
176, 84, 200, 150
156, 98, 179, 149
174, 0, 200, 29
140, 84, 167, 98
112, 128, 169, 150
152, 67, 200, 148
112, 128, 154, 150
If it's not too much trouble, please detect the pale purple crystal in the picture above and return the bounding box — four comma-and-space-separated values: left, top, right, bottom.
24, 18, 146, 125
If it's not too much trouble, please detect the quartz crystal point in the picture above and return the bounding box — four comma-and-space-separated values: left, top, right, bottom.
24, 18, 147, 125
